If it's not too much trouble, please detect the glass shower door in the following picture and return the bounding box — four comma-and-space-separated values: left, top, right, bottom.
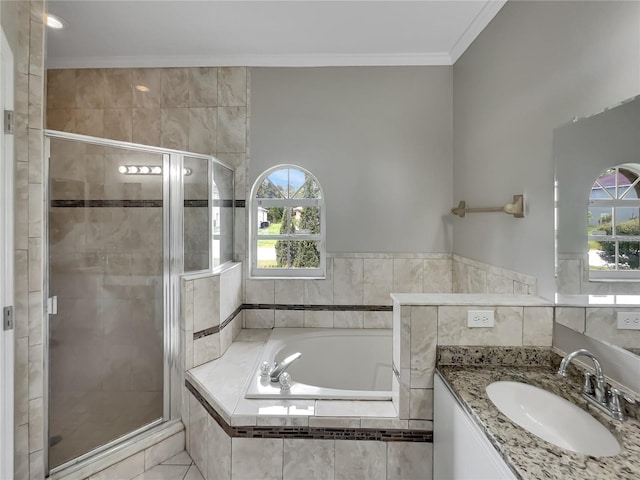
47, 137, 166, 469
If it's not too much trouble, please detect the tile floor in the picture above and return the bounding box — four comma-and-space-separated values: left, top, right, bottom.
133, 451, 203, 480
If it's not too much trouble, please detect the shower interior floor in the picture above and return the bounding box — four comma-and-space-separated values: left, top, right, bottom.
134, 451, 202, 480
49, 390, 163, 469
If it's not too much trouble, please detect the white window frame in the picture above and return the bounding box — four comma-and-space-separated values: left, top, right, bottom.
249, 165, 326, 279
588, 165, 640, 281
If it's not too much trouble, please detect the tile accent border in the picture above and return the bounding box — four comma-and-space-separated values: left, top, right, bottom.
194, 305, 243, 340
185, 381, 432, 443
244, 303, 393, 312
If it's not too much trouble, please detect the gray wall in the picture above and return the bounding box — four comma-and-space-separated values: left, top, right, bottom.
250, 67, 453, 254
452, 0, 640, 299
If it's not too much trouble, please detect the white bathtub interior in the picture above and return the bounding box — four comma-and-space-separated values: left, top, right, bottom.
245, 328, 393, 400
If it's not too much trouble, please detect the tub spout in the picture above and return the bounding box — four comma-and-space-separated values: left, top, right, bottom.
270, 352, 302, 383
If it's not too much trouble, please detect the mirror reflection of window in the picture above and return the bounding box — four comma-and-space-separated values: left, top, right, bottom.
588, 164, 640, 278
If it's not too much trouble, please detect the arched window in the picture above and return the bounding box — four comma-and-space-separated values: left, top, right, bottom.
250, 165, 325, 278
588, 164, 640, 279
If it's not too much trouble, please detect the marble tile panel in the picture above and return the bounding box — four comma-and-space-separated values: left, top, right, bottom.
409, 388, 433, 420
132, 108, 162, 147
103, 68, 133, 108
334, 440, 386, 480
27, 183, 42, 238
28, 397, 43, 452
221, 322, 233, 354
28, 344, 43, 400
467, 266, 487, 293
231, 438, 283, 480
514, 281, 530, 295
235, 328, 271, 342
423, 258, 453, 293
46, 108, 76, 132
283, 439, 334, 480
183, 465, 205, 480
360, 417, 407, 429
132, 465, 190, 480
75, 108, 104, 137
555, 306, 586, 333
274, 279, 304, 304
28, 290, 43, 345
182, 284, 194, 331
28, 72, 43, 110
363, 311, 392, 329
217, 107, 246, 153
523, 306, 553, 346
333, 310, 363, 328
144, 431, 185, 470
410, 306, 437, 388
220, 265, 242, 319
161, 68, 189, 107
47, 69, 75, 109
15, 164, 28, 250
75, 69, 104, 108
303, 310, 333, 328
189, 67, 217, 107
28, 129, 43, 184
15, 424, 29, 480
400, 306, 411, 368
29, 21, 44, 77
363, 258, 393, 305
218, 67, 247, 106
393, 258, 424, 294
275, 309, 304, 328
193, 334, 220, 367
304, 277, 334, 305
408, 419, 434, 430
437, 305, 524, 346
188, 393, 208, 476
104, 108, 132, 142
207, 416, 231, 480
233, 208, 246, 257
14, 251, 28, 338
487, 272, 514, 294
586, 308, 640, 350
333, 258, 363, 305
28, 449, 44, 480
89, 452, 145, 480
193, 276, 219, 332
387, 442, 433, 480
188, 107, 217, 155
28, 237, 42, 292
160, 108, 189, 151
14, 337, 28, 426
245, 278, 275, 304
315, 400, 396, 418
308, 416, 361, 428
133, 68, 162, 108
244, 309, 275, 328
161, 451, 192, 466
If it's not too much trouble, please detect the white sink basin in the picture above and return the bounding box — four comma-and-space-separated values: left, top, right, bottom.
486, 381, 620, 457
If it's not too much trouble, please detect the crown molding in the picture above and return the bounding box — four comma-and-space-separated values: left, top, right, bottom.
45, 52, 454, 70
449, 0, 507, 64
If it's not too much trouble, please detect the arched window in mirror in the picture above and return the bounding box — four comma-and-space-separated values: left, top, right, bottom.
250, 165, 325, 278
588, 164, 640, 279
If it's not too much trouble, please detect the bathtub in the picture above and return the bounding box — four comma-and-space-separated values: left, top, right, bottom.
245, 328, 393, 400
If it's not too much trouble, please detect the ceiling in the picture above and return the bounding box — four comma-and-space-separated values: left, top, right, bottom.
45, 1, 506, 69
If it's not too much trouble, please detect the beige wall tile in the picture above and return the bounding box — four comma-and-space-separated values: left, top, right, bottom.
363, 311, 392, 329
387, 442, 433, 480
245, 309, 275, 328
75, 108, 104, 137
190, 67, 217, 107
76, 69, 105, 108
423, 258, 452, 293
333, 258, 363, 305
188, 107, 217, 155
218, 67, 247, 107
132, 108, 161, 146
393, 258, 423, 294
104, 68, 132, 108
161, 68, 189, 107
363, 258, 393, 305
523, 306, 553, 346
47, 70, 75, 109
133, 68, 162, 107
217, 106, 246, 153
161, 107, 189, 150
333, 311, 363, 328
283, 439, 334, 480
207, 416, 231, 480
275, 310, 304, 328
334, 440, 386, 480
555, 306, 586, 333
303, 310, 333, 328
46, 108, 76, 132
409, 388, 433, 420
232, 438, 283, 480
437, 305, 524, 346
274, 279, 304, 304
193, 334, 221, 367
104, 108, 132, 142
410, 306, 437, 388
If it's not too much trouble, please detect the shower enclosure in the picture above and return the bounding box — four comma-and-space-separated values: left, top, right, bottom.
45, 131, 233, 473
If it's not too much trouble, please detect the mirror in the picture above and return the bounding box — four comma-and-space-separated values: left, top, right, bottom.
554, 95, 640, 356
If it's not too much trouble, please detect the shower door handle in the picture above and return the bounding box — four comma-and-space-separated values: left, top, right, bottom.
47, 296, 58, 315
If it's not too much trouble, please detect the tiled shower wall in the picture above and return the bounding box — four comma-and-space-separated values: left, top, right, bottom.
12, 1, 46, 478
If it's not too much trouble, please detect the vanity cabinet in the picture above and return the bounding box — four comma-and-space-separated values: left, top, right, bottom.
434, 373, 516, 480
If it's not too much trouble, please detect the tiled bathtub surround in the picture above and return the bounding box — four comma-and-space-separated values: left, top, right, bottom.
452, 254, 537, 295
556, 253, 640, 295
185, 332, 433, 480
391, 294, 553, 422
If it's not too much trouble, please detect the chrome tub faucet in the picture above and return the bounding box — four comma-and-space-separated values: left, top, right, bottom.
270, 352, 302, 383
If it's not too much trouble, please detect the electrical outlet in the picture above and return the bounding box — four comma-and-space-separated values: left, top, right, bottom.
467, 310, 495, 328
617, 312, 640, 330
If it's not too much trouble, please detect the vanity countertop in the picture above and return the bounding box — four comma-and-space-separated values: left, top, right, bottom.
437, 364, 640, 480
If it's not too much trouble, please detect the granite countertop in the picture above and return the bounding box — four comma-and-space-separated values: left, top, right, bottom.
438, 364, 640, 480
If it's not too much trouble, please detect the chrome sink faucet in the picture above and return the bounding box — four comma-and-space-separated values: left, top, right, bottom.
558, 348, 636, 421
270, 352, 302, 383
